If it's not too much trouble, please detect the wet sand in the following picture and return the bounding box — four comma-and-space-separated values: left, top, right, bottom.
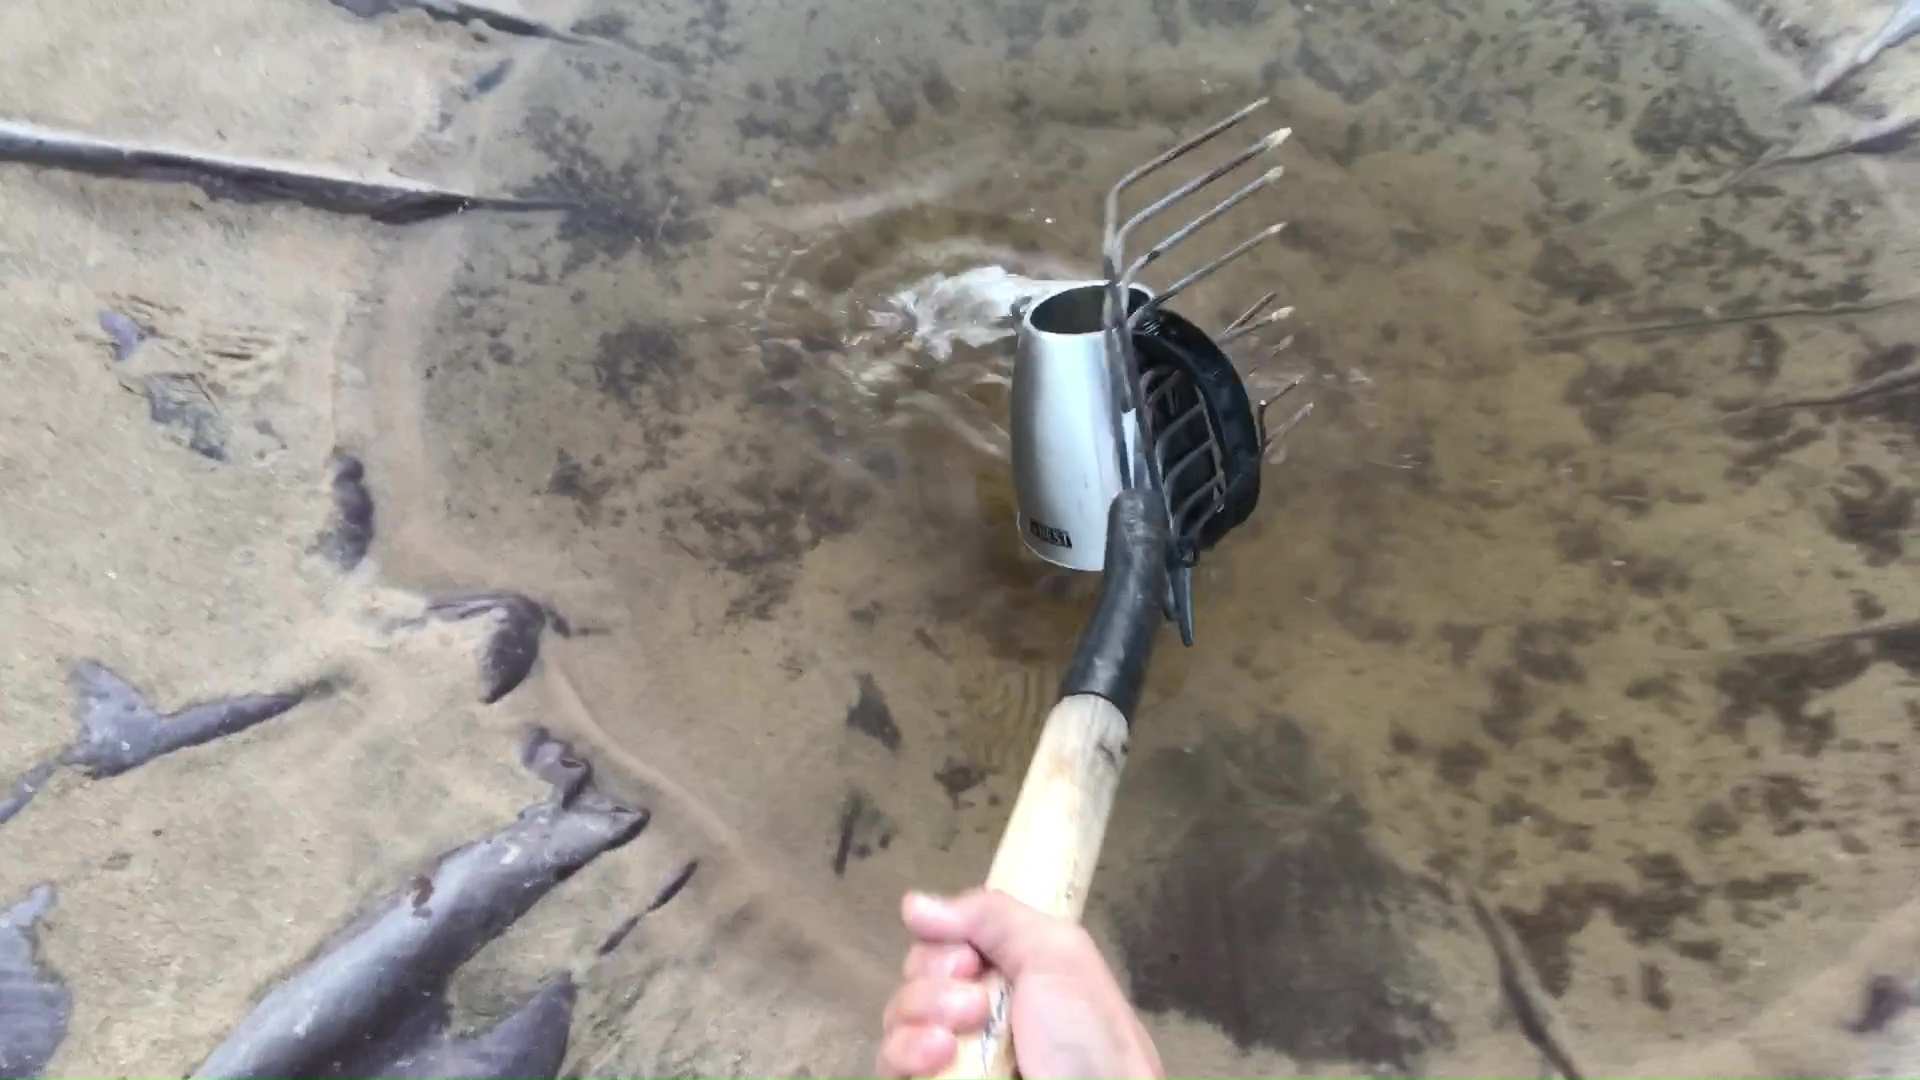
4, 0, 1920, 1076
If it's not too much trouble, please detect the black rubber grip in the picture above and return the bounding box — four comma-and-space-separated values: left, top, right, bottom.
1059, 490, 1170, 722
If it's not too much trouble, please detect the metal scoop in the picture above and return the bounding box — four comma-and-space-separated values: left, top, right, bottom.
1010, 97, 1302, 644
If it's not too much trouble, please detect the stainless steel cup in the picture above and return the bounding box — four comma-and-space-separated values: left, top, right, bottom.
1011, 282, 1150, 572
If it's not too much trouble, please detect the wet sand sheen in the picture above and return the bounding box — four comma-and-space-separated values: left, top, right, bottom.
370, 0, 1920, 1072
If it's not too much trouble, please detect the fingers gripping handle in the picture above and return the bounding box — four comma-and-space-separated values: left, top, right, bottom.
935, 494, 1168, 1080
936, 695, 1131, 1079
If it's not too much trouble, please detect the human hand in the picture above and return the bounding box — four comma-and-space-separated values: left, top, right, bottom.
877, 889, 1163, 1080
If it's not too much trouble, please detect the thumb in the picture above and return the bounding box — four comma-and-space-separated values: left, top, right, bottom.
903, 889, 1059, 978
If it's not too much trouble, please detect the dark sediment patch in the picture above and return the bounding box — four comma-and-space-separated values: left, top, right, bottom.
1714, 638, 1873, 757
1825, 465, 1913, 566
1489, 793, 1595, 853
1639, 961, 1672, 1011
1437, 623, 1484, 667
733, 73, 858, 151
1189, 0, 1272, 27
1115, 720, 1454, 1072
1512, 621, 1593, 684
1601, 737, 1657, 798
1734, 773, 1821, 836
1499, 851, 1814, 998
1690, 799, 1741, 846
661, 456, 869, 621
520, 108, 709, 272
1502, 854, 1708, 997
830, 789, 892, 877
1532, 241, 1632, 308
1546, 709, 1588, 743
1562, 359, 1688, 443
846, 674, 901, 752
1479, 667, 1532, 747
934, 760, 987, 805
545, 450, 617, 521
1436, 740, 1491, 788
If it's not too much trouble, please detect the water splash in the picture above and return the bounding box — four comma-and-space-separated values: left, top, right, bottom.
868, 265, 1079, 362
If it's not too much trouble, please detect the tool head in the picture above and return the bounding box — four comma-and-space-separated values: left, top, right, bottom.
1012, 98, 1304, 645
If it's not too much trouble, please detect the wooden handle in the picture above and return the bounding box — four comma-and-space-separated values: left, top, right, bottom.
934, 693, 1131, 1080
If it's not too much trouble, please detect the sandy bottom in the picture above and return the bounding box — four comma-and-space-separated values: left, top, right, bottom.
6, 0, 1920, 1076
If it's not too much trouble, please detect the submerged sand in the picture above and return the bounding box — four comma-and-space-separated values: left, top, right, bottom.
5, 0, 1920, 1076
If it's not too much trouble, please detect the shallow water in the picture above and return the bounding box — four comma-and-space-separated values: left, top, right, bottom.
375, 0, 1920, 1069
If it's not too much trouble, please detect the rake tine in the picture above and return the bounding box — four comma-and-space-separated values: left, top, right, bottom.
1256, 375, 1306, 415
1109, 127, 1291, 266
1218, 304, 1294, 346
1261, 401, 1315, 450
1134, 223, 1287, 323
1225, 291, 1279, 335
1088, 96, 1293, 646
1101, 100, 1272, 271
1100, 101, 1285, 493
1118, 165, 1286, 289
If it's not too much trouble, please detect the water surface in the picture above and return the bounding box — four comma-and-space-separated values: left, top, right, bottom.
375, 0, 1920, 1070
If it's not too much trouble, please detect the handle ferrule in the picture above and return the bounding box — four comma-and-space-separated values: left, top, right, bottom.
1059, 490, 1171, 720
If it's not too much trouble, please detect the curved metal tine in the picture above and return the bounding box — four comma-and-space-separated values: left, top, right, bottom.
1138, 365, 1177, 401
1144, 368, 1190, 413
1101, 99, 1271, 270
1225, 291, 1278, 335
1258, 373, 1306, 404
1161, 438, 1215, 490
1118, 163, 1286, 291
1255, 375, 1307, 423
1153, 400, 1210, 453
1110, 145, 1288, 350
1133, 223, 1287, 326
1262, 401, 1316, 449
1242, 334, 1296, 380
1218, 304, 1294, 346
1173, 473, 1227, 532
1101, 100, 1275, 478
